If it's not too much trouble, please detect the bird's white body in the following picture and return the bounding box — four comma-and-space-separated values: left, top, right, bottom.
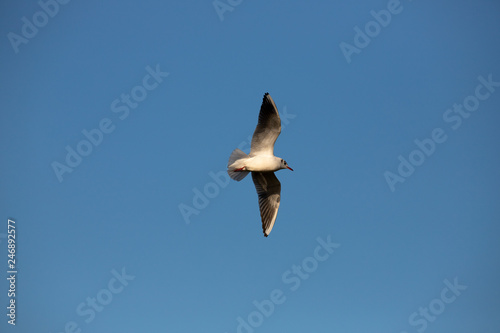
228, 155, 283, 172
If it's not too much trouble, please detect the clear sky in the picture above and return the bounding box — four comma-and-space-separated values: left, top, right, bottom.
1, 1, 499, 332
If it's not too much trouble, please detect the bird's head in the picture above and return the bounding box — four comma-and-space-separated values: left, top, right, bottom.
280, 158, 293, 171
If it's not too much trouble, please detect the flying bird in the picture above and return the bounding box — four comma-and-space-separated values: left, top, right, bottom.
227, 93, 293, 237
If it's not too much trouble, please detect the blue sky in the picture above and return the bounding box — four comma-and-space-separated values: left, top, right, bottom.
1, 0, 499, 332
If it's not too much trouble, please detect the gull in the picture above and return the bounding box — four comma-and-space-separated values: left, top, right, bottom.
227, 93, 293, 237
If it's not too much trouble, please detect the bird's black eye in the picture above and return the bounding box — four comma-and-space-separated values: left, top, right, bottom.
281, 159, 283, 163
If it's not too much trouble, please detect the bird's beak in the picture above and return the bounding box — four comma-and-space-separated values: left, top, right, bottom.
287, 166, 294, 171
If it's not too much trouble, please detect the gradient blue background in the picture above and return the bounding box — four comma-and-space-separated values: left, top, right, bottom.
1, 1, 499, 332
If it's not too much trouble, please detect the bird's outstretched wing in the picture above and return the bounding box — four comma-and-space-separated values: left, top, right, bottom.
251, 172, 281, 237
250, 93, 281, 156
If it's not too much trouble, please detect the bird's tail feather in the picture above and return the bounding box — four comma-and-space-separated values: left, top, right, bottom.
227, 148, 250, 181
